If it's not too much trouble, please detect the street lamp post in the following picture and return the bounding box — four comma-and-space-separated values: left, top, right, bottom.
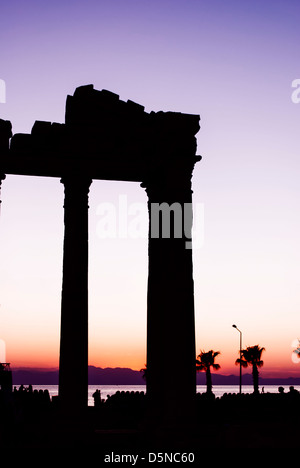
232, 324, 242, 394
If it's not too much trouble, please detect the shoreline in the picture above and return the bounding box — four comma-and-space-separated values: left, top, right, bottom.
1, 387, 300, 448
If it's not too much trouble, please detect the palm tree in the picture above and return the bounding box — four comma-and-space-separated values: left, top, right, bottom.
196, 350, 221, 394
235, 345, 265, 394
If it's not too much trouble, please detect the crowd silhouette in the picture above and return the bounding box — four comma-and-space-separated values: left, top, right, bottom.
1, 339, 300, 448
0, 376, 300, 448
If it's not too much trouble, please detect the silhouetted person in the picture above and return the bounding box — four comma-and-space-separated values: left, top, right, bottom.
92, 389, 101, 407
289, 386, 299, 394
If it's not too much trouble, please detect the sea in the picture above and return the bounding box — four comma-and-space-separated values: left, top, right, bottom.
25, 384, 300, 406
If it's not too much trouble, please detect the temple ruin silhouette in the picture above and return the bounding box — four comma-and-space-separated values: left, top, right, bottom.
0, 84, 201, 427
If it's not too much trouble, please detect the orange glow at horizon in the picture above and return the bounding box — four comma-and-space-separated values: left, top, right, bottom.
4, 334, 300, 378
3, 332, 147, 371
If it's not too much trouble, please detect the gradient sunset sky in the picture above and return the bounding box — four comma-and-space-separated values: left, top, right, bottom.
0, 0, 300, 378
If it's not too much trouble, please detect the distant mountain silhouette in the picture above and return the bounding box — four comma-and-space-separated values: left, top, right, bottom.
10, 366, 300, 387
12, 366, 145, 385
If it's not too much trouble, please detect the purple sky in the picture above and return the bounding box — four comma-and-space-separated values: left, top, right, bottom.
0, 0, 300, 375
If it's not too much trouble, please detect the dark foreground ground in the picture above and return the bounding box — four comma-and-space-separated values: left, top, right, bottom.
1, 388, 300, 452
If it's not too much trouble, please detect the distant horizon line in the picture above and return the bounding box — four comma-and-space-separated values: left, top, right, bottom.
8, 364, 300, 378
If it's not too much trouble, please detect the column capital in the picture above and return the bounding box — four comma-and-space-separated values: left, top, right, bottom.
60, 175, 92, 191
0, 173, 6, 208
141, 157, 200, 203
60, 176, 92, 209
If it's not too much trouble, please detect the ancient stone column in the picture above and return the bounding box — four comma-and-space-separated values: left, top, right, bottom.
142, 159, 197, 429
59, 176, 92, 410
